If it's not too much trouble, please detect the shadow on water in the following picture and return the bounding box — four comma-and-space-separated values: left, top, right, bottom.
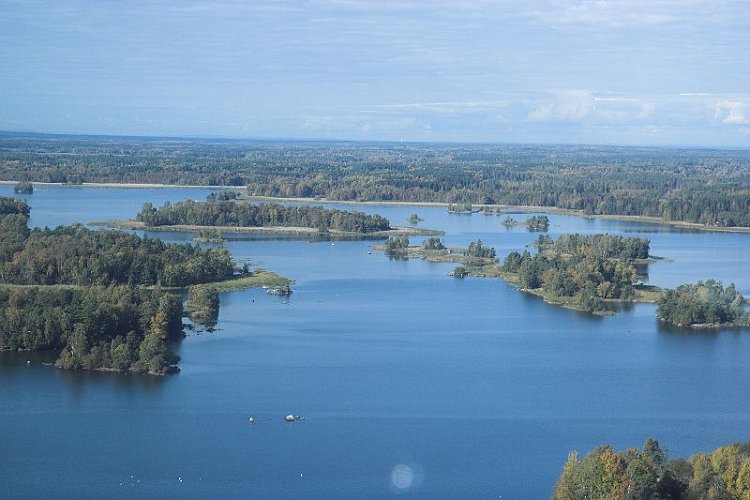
55, 364, 168, 400
656, 321, 750, 337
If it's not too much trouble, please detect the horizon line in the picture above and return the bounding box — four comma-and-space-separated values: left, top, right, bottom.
0, 129, 748, 151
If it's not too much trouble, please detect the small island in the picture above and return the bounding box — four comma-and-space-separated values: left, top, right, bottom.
499, 233, 654, 314
657, 280, 749, 328
375, 236, 497, 268
407, 213, 423, 225
501, 214, 549, 231
375, 233, 659, 316
13, 181, 34, 194
99, 195, 442, 239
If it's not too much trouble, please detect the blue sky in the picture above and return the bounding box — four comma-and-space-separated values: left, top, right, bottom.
1, 0, 748, 146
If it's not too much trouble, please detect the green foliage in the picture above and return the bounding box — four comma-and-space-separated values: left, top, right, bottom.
186, 284, 220, 326
448, 203, 473, 213
503, 216, 517, 227
465, 239, 496, 259
385, 234, 410, 253
137, 197, 390, 234
421, 237, 446, 250
2, 138, 750, 227
0, 285, 182, 375
450, 266, 468, 278
554, 439, 750, 499
502, 234, 645, 313
206, 191, 240, 201
0, 197, 30, 216
552, 234, 650, 260
0, 204, 233, 287
657, 280, 748, 327
525, 215, 549, 232
13, 181, 33, 194
407, 213, 422, 224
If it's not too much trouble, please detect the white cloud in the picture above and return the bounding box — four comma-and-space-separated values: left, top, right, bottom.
526, 91, 595, 122
369, 100, 507, 115
714, 100, 748, 125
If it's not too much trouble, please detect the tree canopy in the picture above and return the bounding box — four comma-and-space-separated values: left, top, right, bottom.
2, 135, 749, 227
657, 280, 748, 327
137, 197, 390, 233
553, 438, 750, 500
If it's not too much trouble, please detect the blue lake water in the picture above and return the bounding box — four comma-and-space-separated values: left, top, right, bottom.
2, 185, 750, 498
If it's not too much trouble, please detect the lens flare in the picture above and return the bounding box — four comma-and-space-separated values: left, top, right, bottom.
391, 463, 414, 491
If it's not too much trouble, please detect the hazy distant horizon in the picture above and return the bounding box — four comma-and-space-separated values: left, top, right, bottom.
2, 1, 748, 147
3, 128, 750, 151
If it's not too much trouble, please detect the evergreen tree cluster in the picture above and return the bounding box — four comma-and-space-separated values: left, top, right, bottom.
502, 234, 645, 313
13, 181, 34, 194
657, 280, 748, 327
385, 234, 410, 253
465, 239, 496, 258
554, 438, 750, 499
544, 233, 650, 260
421, 237, 446, 250
0, 199, 233, 287
137, 198, 390, 233
525, 215, 549, 232
0, 286, 182, 375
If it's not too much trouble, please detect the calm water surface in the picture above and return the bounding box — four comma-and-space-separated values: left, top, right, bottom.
2, 186, 750, 498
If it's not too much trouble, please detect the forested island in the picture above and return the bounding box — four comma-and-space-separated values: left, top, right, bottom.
0, 196, 286, 374
657, 280, 749, 328
553, 438, 750, 499
377, 233, 653, 315
135, 195, 391, 235
2, 133, 750, 228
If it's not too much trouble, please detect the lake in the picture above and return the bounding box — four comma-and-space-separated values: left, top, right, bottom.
2, 185, 750, 498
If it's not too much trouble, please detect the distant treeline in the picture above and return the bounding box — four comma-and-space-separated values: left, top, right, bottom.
502, 234, 646, 313
553, 438, 750, 499
0, 285, 182, 375
137, 197, 391, 233
2, 135, 749, 226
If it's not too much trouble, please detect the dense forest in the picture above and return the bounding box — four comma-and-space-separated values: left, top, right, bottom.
657, 280, 748, 327
0, 198, 233, 287
501, 234, 647, 313
553, 438, 750, 499
0, 196, 249, 374
0, 285, 182, 375
2, 133, 749, 227
137, 197, 391, 233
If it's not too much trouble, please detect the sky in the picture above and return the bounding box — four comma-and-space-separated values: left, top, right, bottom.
1, 0, 749, 146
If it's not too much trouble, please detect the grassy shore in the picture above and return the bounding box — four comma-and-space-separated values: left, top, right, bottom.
201, 270, 292, 292
92, 219, 443, 238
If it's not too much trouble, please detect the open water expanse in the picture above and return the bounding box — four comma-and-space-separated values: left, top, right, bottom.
2, 185, 750, 498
